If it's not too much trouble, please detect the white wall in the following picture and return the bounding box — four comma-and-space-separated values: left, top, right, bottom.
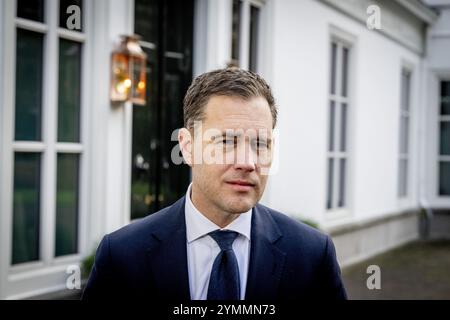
0, 0, 5, 300
261, 0, 424, 228
194, 0, 232, 75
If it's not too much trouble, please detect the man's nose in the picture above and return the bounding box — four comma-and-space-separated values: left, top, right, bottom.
234, 141, 256, 171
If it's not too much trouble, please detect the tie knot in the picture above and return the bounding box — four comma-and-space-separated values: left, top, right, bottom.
209, 230, 239, 251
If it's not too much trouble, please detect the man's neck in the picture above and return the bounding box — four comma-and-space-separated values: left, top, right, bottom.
190, 184, 239, 228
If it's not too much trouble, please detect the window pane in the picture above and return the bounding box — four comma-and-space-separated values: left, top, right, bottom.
249, 5, 260, 72
15, 29, 44, 141
400, 116, 409, 154
341, 47, 349, 97
328, 101, 335, 151
398, 159, 408, 197
340, 103, 347, 152
55, 154, 79, 257
440, 121, 450, 155
441, 81, 450, 116
135, 0, 159, 44
401, 70, 411, 111
338, 158, 346, 207
58, 39, 82, 142
231, 0, 242, 64
59, 0, 83, 31
12, 153, 41, 265
17, 0, 44, 22
439, 161, 450, 196
166, 0, 193, 53
330, 42, 337, 94
326, 158, 334, 209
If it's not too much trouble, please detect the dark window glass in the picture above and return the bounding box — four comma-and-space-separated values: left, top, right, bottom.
55, 154, 79, 257
58, 39, 82, 142
398, 159, 408, 197
341, 47, 349, 97
166, 0, 191, 53
440, 121, 450, 155
338, 158, 346, 207
441, 81, 450, 116
12, 153, 41, 265
328, 101, 335, 152
326, 158, 334, 209
402, 71, 411, 111
249, 5, 259, 72
15, 29, 44, 141
439, 162, 450, 196
59, 0, 83, 31
330, 42, 337, 95
131, 48, 158, 219
135, 0, 159, 44
231, 0, 241, 64
17, 0, 45, 22
131, 0, 193, 219
340, 103, 347, 152
400, 116, 410, 154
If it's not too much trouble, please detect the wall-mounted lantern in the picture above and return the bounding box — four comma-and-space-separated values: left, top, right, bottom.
110, 35, 147, 106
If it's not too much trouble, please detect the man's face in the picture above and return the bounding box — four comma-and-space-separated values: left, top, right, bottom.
185, 95, 274, 216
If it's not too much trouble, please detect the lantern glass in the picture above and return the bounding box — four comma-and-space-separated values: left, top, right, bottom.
110, 35, 147, 105
111, 52, 131, 103
131, 56, 147, 106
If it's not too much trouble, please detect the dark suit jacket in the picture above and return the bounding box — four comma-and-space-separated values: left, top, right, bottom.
82, 196, 347, 300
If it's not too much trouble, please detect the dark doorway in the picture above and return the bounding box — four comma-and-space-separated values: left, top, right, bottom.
131, 0, 193, 219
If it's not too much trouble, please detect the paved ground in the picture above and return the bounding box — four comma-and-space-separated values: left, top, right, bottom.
341, 239, 450, 299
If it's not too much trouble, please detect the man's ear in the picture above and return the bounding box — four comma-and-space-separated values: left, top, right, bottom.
178, 128, 193, 166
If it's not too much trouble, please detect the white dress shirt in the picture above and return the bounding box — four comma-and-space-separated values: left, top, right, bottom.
184, 183, 252, 300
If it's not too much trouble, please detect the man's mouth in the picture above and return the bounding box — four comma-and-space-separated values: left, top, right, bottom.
226, 180, 256, 191
227, 180, 255, 186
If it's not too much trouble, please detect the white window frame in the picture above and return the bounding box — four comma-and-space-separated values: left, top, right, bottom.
438, 78, 450, 197
398, 65, 413, 199
325, 26, 356, 221
0, 0, 91, 285
232, 0, 264, 71
426, 71, 450, 208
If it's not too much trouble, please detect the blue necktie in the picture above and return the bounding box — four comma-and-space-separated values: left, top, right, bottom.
207, 230, 240, 300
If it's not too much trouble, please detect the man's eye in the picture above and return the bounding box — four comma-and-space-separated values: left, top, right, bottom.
219, 138, 235, 146
253, 140, 268, 149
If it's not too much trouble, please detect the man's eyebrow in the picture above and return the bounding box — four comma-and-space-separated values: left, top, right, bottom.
210, 132, 272, 143
211, 132, 242, 140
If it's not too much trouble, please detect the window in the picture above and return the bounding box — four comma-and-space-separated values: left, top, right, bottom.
230, 0, 262, 72
398, 69, 411, 198
131, 0, 192, 219
12, 0, 85, 265
231, 0, 241, 65
248, 5, 260, 72
439, 81, 450, 196
12, 153, 41, 264
326, 40, 350, 210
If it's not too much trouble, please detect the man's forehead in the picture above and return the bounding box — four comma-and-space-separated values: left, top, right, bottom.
205, 96, 271, 118
204, 108, 273, 131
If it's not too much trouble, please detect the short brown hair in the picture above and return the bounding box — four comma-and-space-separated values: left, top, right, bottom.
183, 68, 277, 129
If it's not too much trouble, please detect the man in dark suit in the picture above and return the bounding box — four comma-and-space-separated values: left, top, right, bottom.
82, 68, 347, 301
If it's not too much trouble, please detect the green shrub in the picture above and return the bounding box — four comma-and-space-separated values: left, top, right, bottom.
81, 248, 97, 279
298, 218, 319, 229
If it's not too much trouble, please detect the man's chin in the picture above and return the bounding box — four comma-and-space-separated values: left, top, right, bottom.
225, 198, 255, 214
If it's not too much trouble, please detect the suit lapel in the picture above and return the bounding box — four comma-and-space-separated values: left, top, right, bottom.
245, 205, 286, 300
146, 197, 191, 301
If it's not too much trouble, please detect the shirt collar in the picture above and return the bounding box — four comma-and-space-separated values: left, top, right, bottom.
184, 183, 252, 243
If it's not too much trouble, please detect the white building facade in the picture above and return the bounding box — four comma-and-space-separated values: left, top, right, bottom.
0, 0, 448, 299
